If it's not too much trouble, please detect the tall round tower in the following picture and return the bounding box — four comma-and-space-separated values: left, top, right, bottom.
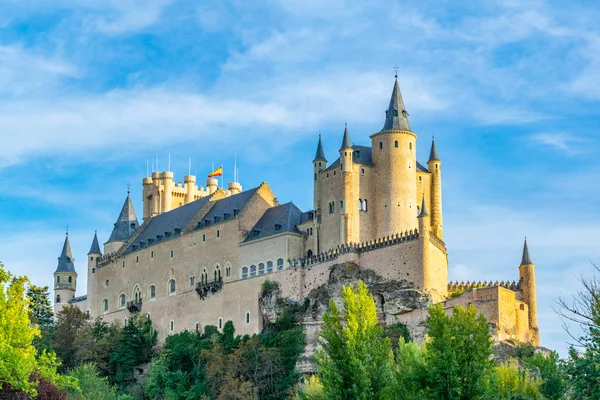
53, 232, 77, 315
313, 134, 327, 253
339, 124, 355, 244
519, 239, 540, 346
371, 77, 418, 238
86, 231, 102, 316
427, 138, 443, 240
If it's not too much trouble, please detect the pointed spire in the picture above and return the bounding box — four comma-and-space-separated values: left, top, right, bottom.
107, 193, 140, 243
429, 136, 440, 162
521, 238, 533, 265
313, 133, 327, 162
88, 231, 102, 255
381, 77, 411, 132
55, 232, 76, 273
418, 195, 428, 217
340, 123, 352, 151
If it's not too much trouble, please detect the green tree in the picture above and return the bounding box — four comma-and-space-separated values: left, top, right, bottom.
315, 280, 395, 400
0, 262, 42, 395
53, 305, 90, 371
73, 319, 122, 379
27, 285, 55, 355
395, 338, 428, 400
110, 314, 157, 388
66, 363, 131, 400
488, 359, 543, 399
520, 350, 567, 400
425, 304, 493, 400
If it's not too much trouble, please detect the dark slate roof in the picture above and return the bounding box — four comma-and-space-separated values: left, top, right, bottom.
88, 231, 102, 255
244, 202, 303, 243
416, 162, 428, 173
521, 239, 532, 265
107, 195, 139, 243
299, 210, 314, 225
380, 78, 411, 132
195, 187, 260, 229
329, 145, 372, 169
123, 195, 212, 254
313, 135, 327, 162
55, 234, 76, 273
340, 124, 352, 150
68, 295, 87, 304
429, 138, 440, 161
418, 196, 428, 217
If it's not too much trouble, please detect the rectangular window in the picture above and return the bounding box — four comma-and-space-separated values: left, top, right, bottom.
170, 250, 174, 259
202, 234, 206, 242
216, 230, 220, 238
151, 251, 154, 259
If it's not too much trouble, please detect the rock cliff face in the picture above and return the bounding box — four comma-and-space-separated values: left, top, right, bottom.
259, 262, 432, 372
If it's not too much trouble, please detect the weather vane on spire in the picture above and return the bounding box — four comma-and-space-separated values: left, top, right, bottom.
65, 224, 69, 235
127, 183, 131, 195
393, 64, 399, 78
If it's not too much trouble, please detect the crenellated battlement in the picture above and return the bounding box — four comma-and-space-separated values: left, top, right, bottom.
289, 229, 423, 268
447, 279, 522, 293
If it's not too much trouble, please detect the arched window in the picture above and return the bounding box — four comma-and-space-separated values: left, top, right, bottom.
277, 258, 284, 271
267, 261, 273, 273
242, 267, 248, 279
225, 263, 232, 278
189, 276, 195, 287
149, 285, 156, 300
358, 199, 363, 211
218, 318, 223, 330
409, 142, 412, 150
68, 276, 72, 283
170, 320, 174, 332
133, 285, 142, 303
169, 279, 176, 295
119, 294, 126, 308
102, 298, 109, 313
56, 295, 61, 303
363, 199, 368, 212
307, 250, 313, 258
258, 263, 265, 275
57, 276, 60, 284
245, 312, 250, 324
250, 265, 257, 277
201, 268, 208, 284
214, 264, 221, 281
394, 140, 398, 148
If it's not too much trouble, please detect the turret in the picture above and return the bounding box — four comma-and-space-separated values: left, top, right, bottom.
184, 175, 197, 204
519, 238, 540, 346
371, 76, 417, 238
142, 177, 153, 222
417, 196, 431, 290
87, 231, 102, 316
104, 192, 139, 254
151, 172, 160, 217
206, 178, 218, 194
54, 232, 77, 315
161, 171, 174, 213
313, 134, 327, 253
339, 124, 355, 244
228, 182, 242, 195
427, 137, 443, 239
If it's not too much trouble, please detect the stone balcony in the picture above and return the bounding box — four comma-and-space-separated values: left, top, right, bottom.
196, 277, 223, 300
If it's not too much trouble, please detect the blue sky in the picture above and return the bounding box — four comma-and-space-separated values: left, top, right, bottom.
1, 0, 599, 355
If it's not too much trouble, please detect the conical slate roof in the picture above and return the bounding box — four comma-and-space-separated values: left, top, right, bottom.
55, 234, 76, 273
107, 194, 139, 243
313, 134, 327, 162
521, 238, 533, 265
340, 124, 352, 150
88, 231, 102, 255
418, 196, 428, 217
381, 78, 411, 132
429, 137, 440, 162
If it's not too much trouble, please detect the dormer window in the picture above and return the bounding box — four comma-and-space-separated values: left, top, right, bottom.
174, 228, 181, 234
214, 216, 219, 222
165, 231, 171, 238
130, 223, 136, 230
253, 230, 260, 237
393, 110, 398, 117
233, 209, 239, 216
156, 235, 162, 241
205, 220, 211, 226
274, 224, 282, 231
308, 211, 314, 220
148, 238, 154, 244
224, 213, 230, 219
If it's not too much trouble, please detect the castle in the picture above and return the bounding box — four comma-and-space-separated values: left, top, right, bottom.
53, 77, 540, 347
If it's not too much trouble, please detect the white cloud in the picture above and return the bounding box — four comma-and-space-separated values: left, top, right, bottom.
531, 132, 588, 155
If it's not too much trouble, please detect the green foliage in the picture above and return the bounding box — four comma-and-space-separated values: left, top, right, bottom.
27, 285, 55, 354
261, 279, 277, 296
395, 338, 428, 400
0, 262, 42, 396
110, 314, 157, 388
425, 304, 494, 400
315, 280, 395, 400
566, 346, 600, 400
520, 350, 567, 400
66, 363, 131, 400
384, 322, 412, 355
488, 359, 543, 399
53, 306, 90, 372
294, 375, 324, 400
73, 319, 122, 379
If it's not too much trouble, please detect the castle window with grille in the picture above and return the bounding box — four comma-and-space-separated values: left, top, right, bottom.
242, 267, 248, 279
120, 294, 126, 308
102, 298, 109, 312
277, 258, 284, 271
169, 279, 176, 295
394, 140, 398, 148
258, 263, 265, 275
267, 261, 273, 273
149, 285, 156, 299
250, 265, 257, 277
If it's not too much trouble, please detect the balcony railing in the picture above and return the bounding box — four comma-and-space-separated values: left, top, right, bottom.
127, 299, 142, 314
196, 277, 223, 300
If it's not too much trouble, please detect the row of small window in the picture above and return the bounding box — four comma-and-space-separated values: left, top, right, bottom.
306, 227, 313, 236
168, 312, 252, 334
241, 259, 284, 279
327, 199, 369, 214
55, 276, 73, 284
378, 140, 412, 150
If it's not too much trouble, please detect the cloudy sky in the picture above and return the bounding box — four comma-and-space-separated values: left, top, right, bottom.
1, 0, 599, 355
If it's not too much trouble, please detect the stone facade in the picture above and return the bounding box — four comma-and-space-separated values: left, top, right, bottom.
54, 77, 540, 348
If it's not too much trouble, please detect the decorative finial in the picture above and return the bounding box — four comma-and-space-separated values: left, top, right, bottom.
127, 183, 131, 195
319, 130, 321, 138
65, 225, 69, 235
393, 64, 399, 79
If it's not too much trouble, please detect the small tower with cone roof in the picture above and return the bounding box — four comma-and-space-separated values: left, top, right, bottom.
339, 124, 355, 244
54, 232, 77, 315
371, 75, 418, 238
519, 238, 540, 346
427, 137, 443, 239
104, 191, 139, 254
87, 231, 102, 316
